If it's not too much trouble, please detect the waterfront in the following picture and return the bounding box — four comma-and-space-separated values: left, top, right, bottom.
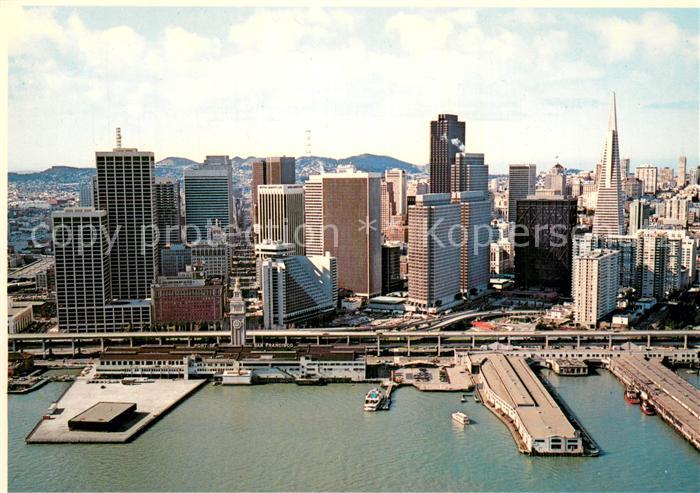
8, 370, 700, 492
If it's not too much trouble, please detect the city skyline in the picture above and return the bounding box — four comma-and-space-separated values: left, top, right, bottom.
7, 6, 699, 172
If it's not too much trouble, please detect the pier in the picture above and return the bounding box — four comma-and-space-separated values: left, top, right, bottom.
474, 354, 586, 455
26, 365, 206, 443
608, 356, 700, 451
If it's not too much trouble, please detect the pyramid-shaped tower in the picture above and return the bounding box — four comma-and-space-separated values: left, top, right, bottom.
593, 92, 624, 236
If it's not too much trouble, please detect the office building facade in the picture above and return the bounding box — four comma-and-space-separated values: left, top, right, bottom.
508, 164, 537, 223
430, 114, 465, 194
573, 249, 620, 327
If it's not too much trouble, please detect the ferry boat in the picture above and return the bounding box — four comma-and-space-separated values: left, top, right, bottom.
451, 411, 470, 425
640, 400, 656, 416
624, 387, 641, 405
364, 387, 384, 412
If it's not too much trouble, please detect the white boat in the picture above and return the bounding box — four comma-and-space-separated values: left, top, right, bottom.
452, 411, 470, 425
364, 387, 384, 412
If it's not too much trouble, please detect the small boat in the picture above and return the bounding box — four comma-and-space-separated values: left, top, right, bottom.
624, 387, 641, 405
364, 387, 384, 412
452, 411, 470, 425
473, 393, 481, 403
460, 394, 467, 403
640, 400, 656, 416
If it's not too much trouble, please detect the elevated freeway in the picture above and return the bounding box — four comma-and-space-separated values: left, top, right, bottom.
8, 328, 699, 357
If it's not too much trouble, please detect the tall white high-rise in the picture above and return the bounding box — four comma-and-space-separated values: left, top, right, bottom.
52, 208, 151, 331
453, 191, 491, 297
407, 193, 461, 312
384, 168, 407, 218
256, 184, 305, 255
507, 164, 536, 223
634, 164, 658, 195
573, 249, 619, 328
592, 93, 624, 237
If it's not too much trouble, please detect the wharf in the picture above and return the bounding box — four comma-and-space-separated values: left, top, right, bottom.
394, 366, 475, 392
476, 354, 586, 455
26, 366, 205, 443
608, 356, 700, 451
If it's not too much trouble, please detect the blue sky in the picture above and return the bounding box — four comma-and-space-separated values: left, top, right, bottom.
7, 6, 699, 173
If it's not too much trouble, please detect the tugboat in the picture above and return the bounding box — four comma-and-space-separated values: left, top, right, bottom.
624, 387, 641, 405
364, 387, 384, 412
640, 400, 656, 416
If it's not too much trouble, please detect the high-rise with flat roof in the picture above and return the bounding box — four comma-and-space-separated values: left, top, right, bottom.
407, 193, 461, 312
593, 93, 624, 237
304, 166, 382, 297
53, 208, 151, 331
154, 176, 181, 246
635, 164, 658, 195
677, 156, 687, 187
430, 114, 465, 194
453, 191, 491, 297
384, 168, 407, 218
184, 157, 234, 245
256, 184, 305, 255
251, 157, 296, 226
573, 249, 620, 328
95, 143, 157, 300
451, 153, 488, 194
508, 164, 537, 223
515, 196, 578, 295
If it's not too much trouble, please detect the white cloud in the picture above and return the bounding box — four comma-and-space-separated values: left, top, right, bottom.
591, 12, 684, 61
228, 8, 356, 53
6, 5, 66, 55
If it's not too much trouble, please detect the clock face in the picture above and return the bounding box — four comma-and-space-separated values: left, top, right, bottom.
233, 319, 243, 329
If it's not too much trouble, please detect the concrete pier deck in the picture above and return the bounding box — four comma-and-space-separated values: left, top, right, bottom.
476, 354, 585, 455
27, 366, 205, 443
608, 356, 700, 451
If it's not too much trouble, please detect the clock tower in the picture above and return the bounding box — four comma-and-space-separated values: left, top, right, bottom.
230, 277, 247, 345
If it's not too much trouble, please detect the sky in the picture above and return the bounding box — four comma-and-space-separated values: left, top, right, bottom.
6, 6, 699, 173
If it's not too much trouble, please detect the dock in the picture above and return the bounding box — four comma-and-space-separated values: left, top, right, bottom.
26, 365, 206, 443
608, 356, 700, 451
475, 354, 587, 455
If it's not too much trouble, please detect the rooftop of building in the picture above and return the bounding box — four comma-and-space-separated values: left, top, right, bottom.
68, 402, 137, 424
480, 354, 577, 439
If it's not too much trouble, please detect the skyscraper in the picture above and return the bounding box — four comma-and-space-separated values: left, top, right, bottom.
384, 168, 407, 217
251, 157, 296, 226
635, 164, 658, 195
380, 179, 396, 238
543, 163, 568, 196
453, 191, 491, 297
430, 114, 465, 194
184, 157, 234, 245
304, 166, 382, 297
628, 199, 651, 235
678, 156, 687, 187
261, 253, 337, 329
52, 208, 150, 331
507, 164, 537, 223
407, 193, 461, 312
451, 153, 488, 194
79, 176, 97, 207
256, 184, 305, 255
573, 249, 620, 328
95, 141, 157, 300
592, 92, 624, 237
515, 196, 578, 295
154, 176, 181, 246
621, 158, 631, 179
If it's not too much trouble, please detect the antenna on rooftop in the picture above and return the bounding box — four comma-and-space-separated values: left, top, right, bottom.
116, 128, 122, 149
